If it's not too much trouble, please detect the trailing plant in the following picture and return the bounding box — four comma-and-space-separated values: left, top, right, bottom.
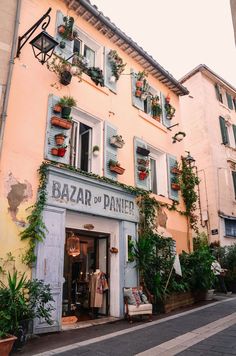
165, 96, 176, 119
180, 158, 200, 231
20, 163, 48, 266
151, 95, 162, 118
108, 50, 126, 81
172, 131, 186, 143
47, 55, 83, 87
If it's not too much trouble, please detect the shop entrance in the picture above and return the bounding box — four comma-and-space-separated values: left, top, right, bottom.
62, 229, 109, 324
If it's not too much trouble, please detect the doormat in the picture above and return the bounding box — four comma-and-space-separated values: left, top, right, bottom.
62, 316, 78, 324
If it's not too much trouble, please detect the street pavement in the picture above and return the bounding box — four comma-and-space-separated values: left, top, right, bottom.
19, 295, 236, 356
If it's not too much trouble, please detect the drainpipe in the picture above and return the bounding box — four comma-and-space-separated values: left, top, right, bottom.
0, 0, 22, 159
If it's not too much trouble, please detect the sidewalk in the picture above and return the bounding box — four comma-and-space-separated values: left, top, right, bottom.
16, 294, 235, 356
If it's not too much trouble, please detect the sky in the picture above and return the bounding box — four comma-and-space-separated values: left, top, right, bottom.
91, 0, 236, 87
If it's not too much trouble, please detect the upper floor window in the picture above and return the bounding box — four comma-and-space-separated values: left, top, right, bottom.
215, 84, 223, 103
219, 116, 229, 145
225, 218, 236, 238
232, 171, 236, 199
147, 146, 168, 196
73, 39, 95, 68
70, 121, 92, 172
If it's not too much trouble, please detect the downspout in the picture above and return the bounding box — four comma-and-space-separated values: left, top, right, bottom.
0, 0, 22, 159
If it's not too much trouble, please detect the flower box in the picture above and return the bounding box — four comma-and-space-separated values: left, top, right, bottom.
51, 117, 72, 130
136, 146, 150, 157
110, 136, 125, 149
162, 292, 194, 313
109, 165, 125, 175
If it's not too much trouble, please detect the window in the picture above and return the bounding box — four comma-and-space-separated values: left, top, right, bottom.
72, 29, 102, 68
147, 147, 168, 196
215, 84, 223, 103
219, 116, 229, 145
226, 92, 234, 110
225, 219, 236, 237
232, 171, 236, 199
70, 121, 92, 172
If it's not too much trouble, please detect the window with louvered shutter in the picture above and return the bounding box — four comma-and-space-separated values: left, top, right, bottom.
219, 116, 229, 145
104, 122, 118, 180
226, 92, 234, 110
104, 48, 117, 93
167, 155, 179, 201
215, 84, 223, 103
54, 11, 74, 60
232, 171, 236, 199
134, 137, 150, 190
131, 70, 144, 111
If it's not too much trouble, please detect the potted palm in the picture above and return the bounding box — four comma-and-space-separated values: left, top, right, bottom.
109, 160, 125, 175
110, 135, 125, 148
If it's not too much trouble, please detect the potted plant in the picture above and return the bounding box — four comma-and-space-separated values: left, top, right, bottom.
136, 146, 150, 157
87, 67, 105, 87
135, 71, 149, 100
171, 176, 180, 191
92, 145, 100, 157
51, 147, 59, 156
51, 116, 72, 130
0, 272, 54, 353
139, 170, 149, 180
151, 95, 162, 121
165, 96, 176, 120
57, 145, 67, 157
55, 133, 66, 146
110, 247, 119, 254
137, 158, 149, 166
53, 103, 62, 114
109, 160, 125, 175
171, 162, 182, 175
110, 135, 125, 148
58, 96, 77, 118
57, 16, 77, 41
107, 50, 126, 81
72, 53, 89, 71
47, 56, 83, 86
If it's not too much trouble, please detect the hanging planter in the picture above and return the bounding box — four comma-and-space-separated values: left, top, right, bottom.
109, 160, 125, 175
110, 135, 125, 148
55, 133, 66, 146
57, 146, 67, 157
136, 146, 150, 156
110, 247, 119, 254
47, 56, 83, 87
107, 50, 126, 81
53, 104, 62, 113
172, 131, 186, 144
57, 16, 77, 41
135, 89, 142, 98
51, 117, 72, 130
60, 71, 72, 86
92, 145, 100, 157
57, 96, 77, 118
139, 170, 149, 180
165, 95, 176, 120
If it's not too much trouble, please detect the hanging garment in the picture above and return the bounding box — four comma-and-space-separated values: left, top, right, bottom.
89, 272, 108, 308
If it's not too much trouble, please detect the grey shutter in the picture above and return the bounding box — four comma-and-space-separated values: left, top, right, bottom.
232, 171, 236, 199
226, 93, 233, 110
215, 84, 221, 101
44, 94, 71, 164
219, 116, 229, 145
134, 137, 150, 190
104, 122, 118, 180
131, 70, 144, 111
54, 11, 74, 61
167, 155, 179, 201
104, 48, 117, 93
160, 92, 170, 128
233, 98, 236, 112
233, 125, 236, 146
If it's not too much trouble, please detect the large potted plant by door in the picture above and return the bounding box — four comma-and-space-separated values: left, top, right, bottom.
0, 271, 54, 353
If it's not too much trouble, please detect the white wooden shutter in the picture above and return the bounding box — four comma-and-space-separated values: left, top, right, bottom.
104, 121, 118, 180
54, 11, 74, 61
160, 92, 170, 128
44, 94, 71, 164
131, 70, 144, 111
134, 137, 150, 190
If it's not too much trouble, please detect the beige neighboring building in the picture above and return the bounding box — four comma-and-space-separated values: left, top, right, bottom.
180, 64, 236, 246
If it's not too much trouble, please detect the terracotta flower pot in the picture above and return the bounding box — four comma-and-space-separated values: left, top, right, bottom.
55, 134, 65, 145
109, 165, 125, 175
53, 104, 62, 113
139, 171, 149, 180
136, 80, 143, 88
171, 167, 182, 175
171, 183, 180, 191
110, 247, 119, 254
58, 25, 66, 34
57, 147, 67, 157
51, 117, 72, 130
153, 115, 160, 122
51, 148, 59, 156
135, 89, 142, 98
0, 335, 17, 356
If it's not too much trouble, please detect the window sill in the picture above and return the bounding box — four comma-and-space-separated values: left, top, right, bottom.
219, 103, 231, 112
81, 73, 109, 96
224, 235, 236, 239
138, 111, 168, 133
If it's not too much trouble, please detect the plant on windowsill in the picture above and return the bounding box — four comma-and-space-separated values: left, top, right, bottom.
107, 50, 126, 81
110, 135, 125, 148
165, 94, 176, 120
138, 169, 149, 180
47, 55, 83, 86
87, 67, 105, 87
72, 52, 90, 72
151, 95, 162, 122
172, 131, 186, 144
55, 133, 66, 146
109, 160, 125, 175
171, 176, 180, 191
92, 145, 100, 157
57, 16, 78, 41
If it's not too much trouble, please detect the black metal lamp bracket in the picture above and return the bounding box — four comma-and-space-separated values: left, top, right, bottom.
16, 7, 52, 58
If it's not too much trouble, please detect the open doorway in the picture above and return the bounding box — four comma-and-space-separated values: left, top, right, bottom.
62, 229, 109, 324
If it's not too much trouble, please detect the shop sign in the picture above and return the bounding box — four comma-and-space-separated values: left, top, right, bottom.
47, 170, 139, 222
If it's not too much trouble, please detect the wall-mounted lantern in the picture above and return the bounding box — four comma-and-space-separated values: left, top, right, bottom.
184, 151, 196, 167
16, 7, 58, 65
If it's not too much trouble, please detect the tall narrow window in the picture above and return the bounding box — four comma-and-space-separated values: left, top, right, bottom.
150, 158, 158, 194
84, 45, 95, 67
219, 116, 229, 145
70, 121, 92, 172
232, 171, 236, 199
215, 84, 223, 103
226, 92, 234, 110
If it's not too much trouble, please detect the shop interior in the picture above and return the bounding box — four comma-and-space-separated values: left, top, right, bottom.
62, 229, 109, 324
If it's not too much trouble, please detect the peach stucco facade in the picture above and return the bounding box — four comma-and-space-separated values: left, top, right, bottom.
180, 65, 236, 246
0, 0, 190, 330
